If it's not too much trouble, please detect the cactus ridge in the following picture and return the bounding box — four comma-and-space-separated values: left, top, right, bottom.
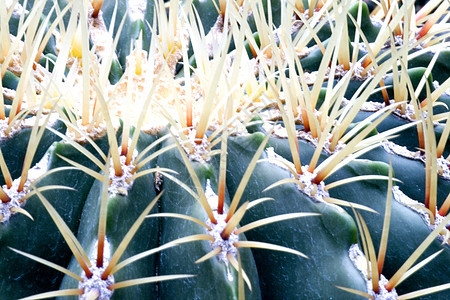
1, 0, 450, 299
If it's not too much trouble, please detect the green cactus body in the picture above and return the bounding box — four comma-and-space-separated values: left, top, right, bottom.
0, 119, 65, 183
59, 165, 160, 298
1, 71, 20, 91
101, 0, 154, 69
0, 144, 89, 298
157, 138, 261, 299
260, 133, 450, 298
328, 161, 450, 298
347, 2, 381, 43
1, 0, 450, 299
0, 131, 114, 299
359, 146, 450, 206
222, 133, 367, 299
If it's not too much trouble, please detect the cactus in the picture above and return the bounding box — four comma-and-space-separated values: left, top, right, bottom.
1, 0, 450, 299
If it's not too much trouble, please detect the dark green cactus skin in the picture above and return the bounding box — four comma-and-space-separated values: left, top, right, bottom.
101, 0, 154, 70
59, 164, 160, 299
347, 1, 450, 83
0, 139, 107, 299
222, 133, 367, 299
409, 51, 450, 85
359, 146, 450, 207
191, 0, 221, 35
38, 53, 58, 72
58, 130, 161, 299
0, 114, 112, 299
266, 135, 450, 299
1, 1, 450, 299
0, 190, 67, 299
328, 162, 450, 299
298, 40, 365, 73
157, 137, 261, 300
347, 2, 380, 43
1, 71, 20, 91
0, 118, 66, 185
9, 1, 59, 55
352, 109, 450, 156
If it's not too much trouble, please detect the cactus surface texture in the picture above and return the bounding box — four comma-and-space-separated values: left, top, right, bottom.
0, 0, 450, 299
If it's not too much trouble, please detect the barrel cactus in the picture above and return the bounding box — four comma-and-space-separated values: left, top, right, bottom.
1, 0, 449, 299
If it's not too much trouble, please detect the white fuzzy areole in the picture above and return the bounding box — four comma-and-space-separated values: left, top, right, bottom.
0, 153, 50, 223
433, 80, 450, 96
0, 114, 59, 142
436, 157, 450, 179
206, 212, 239, 265
348, 244, 399, 300
356, 99, 427, 123
176, 128, 211, 163
355, 33, 423, 52
295, 61, 374, 85
264, 124, 345, 154
79, 239, 114, 300
381, 35, 424, 51
392, 186, 449, 244
381, 140, 450, 180
108, 146, 138, 197
0, 118, 23, 141
265, 147, 330, 202
65, 120, 108, 144
369, 275, 399, 300
5, 0, 27, 16
128, 0, 146, 21
204, 180, 239, 269
296, 130, 346, 154
381, 140, 422, 158
349, 62, 375, 81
